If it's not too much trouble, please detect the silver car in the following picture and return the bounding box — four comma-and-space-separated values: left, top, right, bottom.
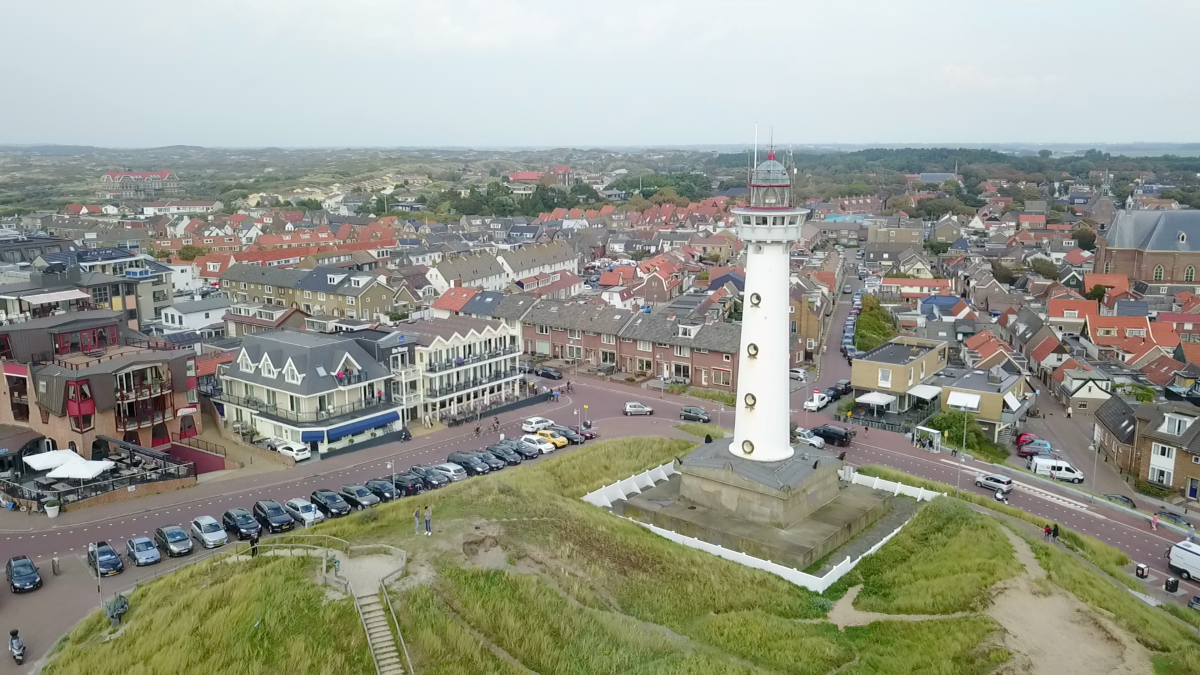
433, 462, 467, 482
283, 498, 325, 526
126, 536, 162, 566
191, 515, 228, 548
976, 473, 1014, 494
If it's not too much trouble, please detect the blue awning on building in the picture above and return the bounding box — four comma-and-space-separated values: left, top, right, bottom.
326, 411, 400, 442
301, 430, 325, 443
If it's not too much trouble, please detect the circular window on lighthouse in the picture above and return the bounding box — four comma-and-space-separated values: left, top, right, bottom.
747, 343, 759, 358
744, 393, 756, 407
749, 292, 761, 306
742, 440, 754, 455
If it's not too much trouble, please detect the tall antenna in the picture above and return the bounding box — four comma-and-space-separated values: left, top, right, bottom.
753, 124, 758, 169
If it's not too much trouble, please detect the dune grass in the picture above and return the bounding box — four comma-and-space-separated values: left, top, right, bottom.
45, 556, 372, 675
850, 498, 1021, 614
675, 423, 732, 439
396, 585, 526, 675
693, 611, 853, 674
842, 617, 1002, 675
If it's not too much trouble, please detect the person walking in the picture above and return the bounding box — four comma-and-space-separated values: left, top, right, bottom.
250, 531, 260, 558
1051, 523, 1060, 544
1066, 406, 1073, 419
424, 505, 432, 536
414, 507, 421, 535
1190, 523, 1196, 543
1043, 524, 1051, 541
1152, 514, 1159, 531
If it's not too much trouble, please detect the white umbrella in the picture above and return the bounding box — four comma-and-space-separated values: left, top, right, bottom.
47, 460, 115, 481
22, 450, 85, 472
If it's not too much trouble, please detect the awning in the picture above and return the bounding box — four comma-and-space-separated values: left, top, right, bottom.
47, 460, 115, 480
326, 410, 400, 442
301, 430, 326, 443
947, 391, 981, 412
18, 289, 91, 305
1003, 392, 1023, 411
856, 392, 897, 406
23, 450, 84, 471
907, 384, 942, 400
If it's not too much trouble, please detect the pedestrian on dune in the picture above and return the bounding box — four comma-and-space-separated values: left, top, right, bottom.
1051, 523, 1059, 543
414, 507, 421, 535
424, 505, 432, 536
250, 531, 260, 558
1043, 524, 1051, 541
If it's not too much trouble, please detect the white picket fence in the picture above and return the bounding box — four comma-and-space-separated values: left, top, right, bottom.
581, 464, 942, 593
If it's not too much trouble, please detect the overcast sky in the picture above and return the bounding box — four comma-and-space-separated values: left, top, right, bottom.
3, 0, 1197, 148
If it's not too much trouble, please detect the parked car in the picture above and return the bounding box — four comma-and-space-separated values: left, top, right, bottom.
388, 474, 427, 497
1157, 510, 1191, 528
191, 516, 228, 548
1027, 456, 1085, 483
1105, 494, 1137, 509
803, 393, 831, 412
311, 489, 352, 518
431, 463, 468, 482
222, 508, 262, 540
793, 428, 826, 449
547, 425, 585, 444
339, 485, 381, 510
469, 450, 506, 471
823, 386, 841, 401
520, 435, 556, 454
833, 380, 852, 396
497, 439, 541, 459
975, 473, 1014, 494
519, 361, 534, 374
534, 365, 563, 380
522, 416, 555, 433
275, 441, 311, 462
1189, 595, 1200, 611
843, 284, 852, 294
484, 444, 523, 465
154, 525, 193, 557
788, 368, 808, 382
251, 499, 295, 532
568, 425, 598, 440
679, 406, 711, 422
1017, 439, 1054, 457
284, 498, 325, 526
408, 465, 451, 488
624, 401, 653, 416
87, 542, 124, 576
364, 479, 398, 502
536, 429, 569, 448
811, 424, 855, 447
126, 536, 162, 566
446, 452, 490, 476
6, 556, 41, 592
1015, 432, 1041, 446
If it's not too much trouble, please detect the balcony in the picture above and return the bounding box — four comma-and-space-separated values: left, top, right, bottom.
1000, 394, 1036, 424
425, 368, 519, 400
425, 345, 521, 373
215, 392, 392, 424
390, 392, 420, 406
392, 363, 420, 379
114, 408, 175, 432
114, 382, 173, 402
333, 371, 371, 388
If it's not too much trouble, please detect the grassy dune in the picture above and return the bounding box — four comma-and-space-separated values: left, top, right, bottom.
675, 422, 732, 439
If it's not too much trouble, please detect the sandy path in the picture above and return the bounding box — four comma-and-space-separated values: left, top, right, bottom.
825, 585, 972, 628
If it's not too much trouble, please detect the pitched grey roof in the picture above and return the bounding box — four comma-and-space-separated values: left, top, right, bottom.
294, 267, 385, 297
220, 263, 309, 288
228, 330, 390, 396
499, 241, 577, 275
619, 312, 740, 353
432, 253, 506, 284
1095, 395, 1137, 445
519, 299, 635, 334
1135, 401, 1200, 453
458, 290, 508, 317
1105, 210, 1200, 251
170, 297, 234, 315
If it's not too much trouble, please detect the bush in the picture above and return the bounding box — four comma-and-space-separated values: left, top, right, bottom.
668, 383, 688, 395
1134, 479, 1174, 499
357, 509, 380, 525
687, 388, 737, 407
46, 500, 60, 508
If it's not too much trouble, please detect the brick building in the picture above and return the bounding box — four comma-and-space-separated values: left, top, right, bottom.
1094, 210, 1200, 283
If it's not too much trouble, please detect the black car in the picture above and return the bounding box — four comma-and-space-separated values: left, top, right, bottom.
811, 424, 855, 447
498, 439, 541, 460
534, 365, 563, 380
823, 386, 841, 401
484, 444, 523, 465
365, 479, 399, 501
519, 361, 534, 374
1157, 510, 1191, 528
88, 541, 124, 577
547, 425, 585, 444
469, 450, 506, 471
222, 508, 262, 540
679, 406, 711, 422
254, 499, 296, 533
833, 380, 852, 396
6, 556, 41, 593
390, 473, 427, 497
407, 466, 450, 489
446, 451, 490, 476
1105, 494, 1137, 509
339, 485, 381, 510
311, 489, 352, 518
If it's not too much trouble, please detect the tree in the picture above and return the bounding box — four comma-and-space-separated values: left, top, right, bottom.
1085, 284, 1108, 303
883, 270, 915, 278
990, 261, 1017, 284
1073, 228, 1096, 251
177, 245, 210, 261
854, 295, 897, 351
1038, 149, 1053, 159
926, 409, 986, 452
924, 241, 951, 255
1030, 258, 1059, 278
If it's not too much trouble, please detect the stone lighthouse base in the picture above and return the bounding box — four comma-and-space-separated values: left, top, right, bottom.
615, 438, 892, 571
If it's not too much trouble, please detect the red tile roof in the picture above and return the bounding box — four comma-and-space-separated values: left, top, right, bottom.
1030, 336, 1063, 363
196, 353, 235, 377
1047, 298, 1098, 320
432, 287, 478, 312
1083, 274, 1129, 297
1063, 248, 1092, 266
1141, 355, 1185, 386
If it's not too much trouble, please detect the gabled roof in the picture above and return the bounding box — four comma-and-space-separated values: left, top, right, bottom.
1142, 355, 1185, 386
432, 287, 479, 312
1030, 335, 1065, 363
1094, 396, 1137, 445
1047, 298, 1098, 320
1082, 273, 1129, 296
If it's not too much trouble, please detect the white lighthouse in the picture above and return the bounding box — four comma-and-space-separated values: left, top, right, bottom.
729, 151, 809, 463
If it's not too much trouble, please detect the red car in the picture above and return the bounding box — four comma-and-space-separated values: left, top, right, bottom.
568, 425, 598, 440
1015, 432, 1040, 446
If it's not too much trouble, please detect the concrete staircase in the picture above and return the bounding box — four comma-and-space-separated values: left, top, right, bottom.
357, 593, 406, 675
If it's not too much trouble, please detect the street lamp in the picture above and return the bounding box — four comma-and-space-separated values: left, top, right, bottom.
387, 461, 394, 496
1088, 443, 1098, 503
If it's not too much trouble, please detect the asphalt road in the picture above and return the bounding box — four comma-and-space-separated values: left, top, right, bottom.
1, 261, 1194, 670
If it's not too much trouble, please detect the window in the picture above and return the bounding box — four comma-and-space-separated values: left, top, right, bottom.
1150, 467, 1173, 487
807, 338, 816, 350
264, 285, 273, 293
1163, 414, 1193, 435
1153, 442, 1176, 459
318, 293, 326, 301
636, 357, 653, 372
284, 363, 301, 385
1182, 233, 1189, 243
303, 291, 312, 299
601, 333, 615, 345
1187, 267, 1195, 283
70, 414, 94, 432
238, 352, 254, 372
345, 296, 355, 306
1077, 401, 1087, 410
723, 354, 731, 362
712, 368, 732, 386
261, 361, 276, 378
678, 325, 695, 338
566, 345, 583, 359
1154, 265, 1164, 282
878, 368, 892, 388
1063, 310, 1078, 318
637, 340, 652, 352
536, 325, 550, 335
674, 345, 690, 357
567, 329, 581, 340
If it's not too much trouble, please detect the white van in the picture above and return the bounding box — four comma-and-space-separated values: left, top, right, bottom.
1168, 541, 1200, 580
1027, 456, 1085, 484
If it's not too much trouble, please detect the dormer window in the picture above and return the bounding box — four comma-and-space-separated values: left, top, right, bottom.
260, 358, 276, 379
677, 325, 696, 338
238, 352, 254, 372
1181, 233, 1188, 243
1163, 413, 1194, 436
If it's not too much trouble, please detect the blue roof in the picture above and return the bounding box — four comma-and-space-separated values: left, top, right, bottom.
822, 214, 867, 223
920, 296, 960, 308
950, 237, 971, 251
1114, 300, 1149, 317
708, 271, 745, 292
459, 291, 506, 316
164, 331, 201, 344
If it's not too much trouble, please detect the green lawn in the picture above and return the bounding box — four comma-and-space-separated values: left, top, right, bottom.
675, 423, 732, 439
